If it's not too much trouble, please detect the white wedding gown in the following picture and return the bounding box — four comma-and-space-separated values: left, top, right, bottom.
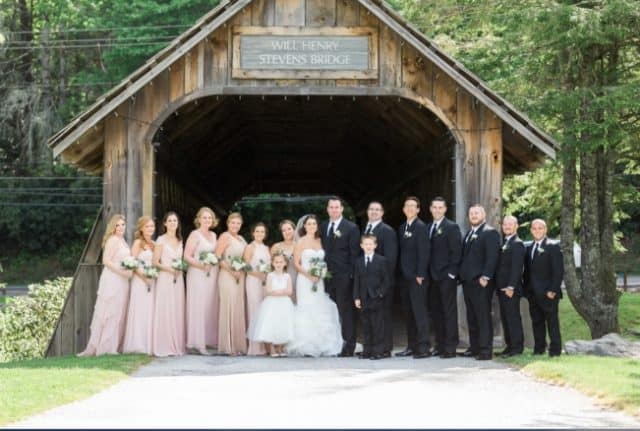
286, 249, 343, 357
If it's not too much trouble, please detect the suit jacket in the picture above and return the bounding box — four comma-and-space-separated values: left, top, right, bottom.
523, 237, 564, 302
398, 217, 430, 280
363, 221, 398, 278
459, 223, 500, 283
427, 217, 462, 281
353, 254, 391, 307
321, 218, 360, 278
496, 235, 526, 296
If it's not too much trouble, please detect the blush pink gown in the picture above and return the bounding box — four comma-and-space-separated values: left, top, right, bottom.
217, 235, 248, 355
79, 240, 131, 356
246, 243, 271, 355
152, 236, 186, 357
122, 248, 155, 354
186, 230, 219, 351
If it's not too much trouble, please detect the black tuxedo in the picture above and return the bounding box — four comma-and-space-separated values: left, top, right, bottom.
363, 221, 398, 353
427, 218, 462, 355
524, 237, 564, 355
496, 235, 526, 354
459, 223, 500, 356
398, 217, 431, 354
353, 254, 391, 355
321, 218, 360, 354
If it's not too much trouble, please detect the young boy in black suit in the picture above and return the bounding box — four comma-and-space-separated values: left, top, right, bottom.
354, 234, 391, 360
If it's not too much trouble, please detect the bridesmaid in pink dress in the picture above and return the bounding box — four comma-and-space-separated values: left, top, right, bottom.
79, 214, 133, 356
152, 212, 186, 357
216, 212, 248, 355
184, 207, 219, 355
270, 220, 297, 303
123, 216, 156, 354
243, 223, 271, 356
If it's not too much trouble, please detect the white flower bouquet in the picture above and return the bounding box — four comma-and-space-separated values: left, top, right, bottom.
171, 258, 189, 283
121, 257, 140, 271
308, 257, 332, 292
199, 251, 219, 277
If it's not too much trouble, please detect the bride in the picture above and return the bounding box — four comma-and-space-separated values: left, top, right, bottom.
286, 214, 343, 357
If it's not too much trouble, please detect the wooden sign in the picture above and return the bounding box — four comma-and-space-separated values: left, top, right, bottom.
232, 26, 378, 79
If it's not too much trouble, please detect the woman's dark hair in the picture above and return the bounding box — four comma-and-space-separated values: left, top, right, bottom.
299, 214, 321, 239
251, 222, 269, 241
162, 211, 182, 241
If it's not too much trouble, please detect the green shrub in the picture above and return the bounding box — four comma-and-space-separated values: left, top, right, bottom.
0, 278, 70, 362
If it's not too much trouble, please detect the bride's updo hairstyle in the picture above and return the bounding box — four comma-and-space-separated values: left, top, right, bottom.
299, 214, 320, 239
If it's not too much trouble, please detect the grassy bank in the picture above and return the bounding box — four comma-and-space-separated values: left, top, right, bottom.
504, 292, 640, 417
0, 354, 152, 426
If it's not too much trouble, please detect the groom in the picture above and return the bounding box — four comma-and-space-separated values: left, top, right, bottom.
321, 196, 360, 357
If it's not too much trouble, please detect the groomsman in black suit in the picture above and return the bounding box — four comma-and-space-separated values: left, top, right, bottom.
427, 197, 462, 359
362, 201, 398, 357
459, 204, 500, 360
321, 196, 360, 357
523, 218, 564, 357
353, 234, 391, 360
496, 215, 526, 357
396, 196, 432, 359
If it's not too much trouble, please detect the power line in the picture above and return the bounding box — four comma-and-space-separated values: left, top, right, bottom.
0, 202, 101, 207
0, 177, 101, 180
2, 23, 191, 36
3, 34, 179, 47
2, 40, 177, 51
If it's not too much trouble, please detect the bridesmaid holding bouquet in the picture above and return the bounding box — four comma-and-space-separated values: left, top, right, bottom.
79, 214, 133, 356
152, 212, 186, 357
123, 216, 156, 354
184, 207, 219, 355
216, 212, 248, 356
243, 223, 271, 356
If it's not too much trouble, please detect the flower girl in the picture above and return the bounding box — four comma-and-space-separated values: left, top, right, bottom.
248, 252, 295, 357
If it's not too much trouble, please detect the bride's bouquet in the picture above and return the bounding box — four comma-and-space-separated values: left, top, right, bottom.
171, 258, 189, 283
199, 251, 219, 277
229, 255, 251, 283
142, 265, 159, 292
308, 257, 332, 292
121, 257, 140, 271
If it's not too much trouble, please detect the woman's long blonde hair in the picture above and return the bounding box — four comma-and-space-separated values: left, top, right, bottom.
134, 215, 155, 247
103, 214, 125, 248
194, 206, 219, 229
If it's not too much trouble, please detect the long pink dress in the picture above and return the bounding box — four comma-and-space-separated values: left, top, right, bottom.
152, 236, 186, 357
80, 240, 131, 356
246, 243, 271, 355
186, 230, 219, 351
122, 248, 155, 354
218, 235, 248, 355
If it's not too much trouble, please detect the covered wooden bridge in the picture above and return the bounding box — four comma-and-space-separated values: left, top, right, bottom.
46, 0, 558, 356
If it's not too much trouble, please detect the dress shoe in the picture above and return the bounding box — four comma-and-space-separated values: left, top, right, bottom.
533, 350, 546, 355
369, 354, 383, 360
358, 352, 371, 359
355, 351, 363, 357
439, 352, 456, 359
381, 351, 391, 358
395, 348, 414, 357
458, 349, 476, 358
475, 353, 492, 361
413, 351, 432, 359
338, 351, 354, 358
549, 351, 561, 357
431, 348, 442, 357
499, 347, 511, 356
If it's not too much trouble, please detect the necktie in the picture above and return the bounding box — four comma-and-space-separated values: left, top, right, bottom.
328, 222, 335, 238
465, 229, 474, 243
366, 256, 370, 267
531, 242, 538, 261
430, 223, 438, 239
365, 224, 373, 235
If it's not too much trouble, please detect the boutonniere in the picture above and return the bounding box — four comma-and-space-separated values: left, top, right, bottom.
404, 231, 412, 238
537, 247, 545, 254
436, 227, 443, 236
471, 233, 478, 241
333, 229, 342, 239
502, 243, 509, 251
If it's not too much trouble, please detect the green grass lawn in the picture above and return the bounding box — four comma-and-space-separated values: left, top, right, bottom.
0, 354, 152, 426
503, 292, 640, 417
